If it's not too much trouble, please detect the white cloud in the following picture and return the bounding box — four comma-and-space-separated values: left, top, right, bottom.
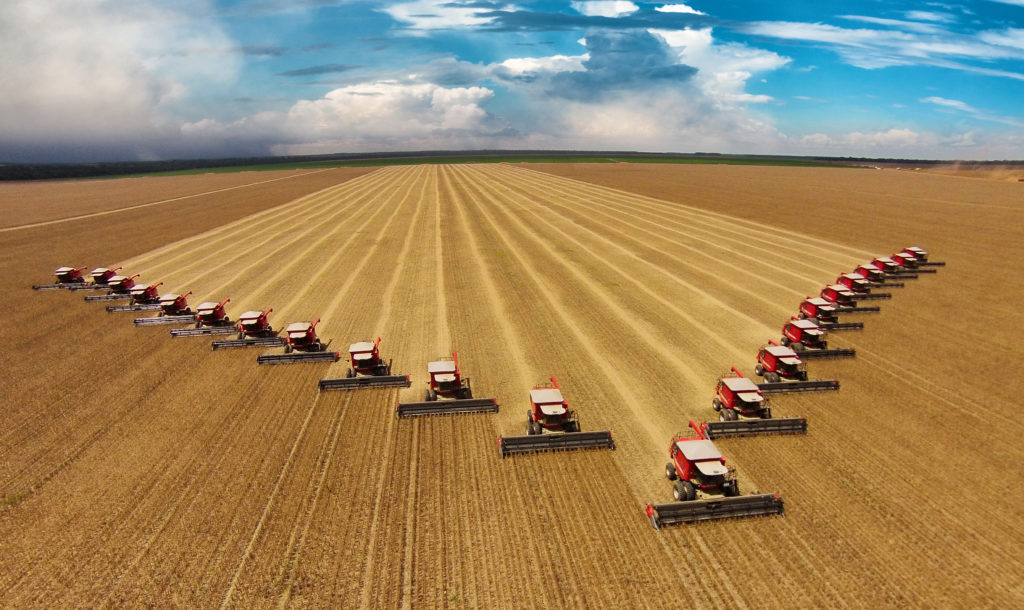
382, 0, 497, 31
744, 19, 1024, 77
839, 15, 944, 34
497, 55, 588, 76
651, 27, 790, 107
921, 96, 977, 113
798, 128, 924, 152
905, 10, 954, 23
655, 3, 705, 15
570, 1, 638, 18
0, 0, 235, 154
182, 81, 508, 155
979, 28, 1024, 50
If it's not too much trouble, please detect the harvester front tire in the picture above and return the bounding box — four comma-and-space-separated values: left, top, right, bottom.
665, 463, 677, 480
724, 409, 738, 421
673, 480, 696, 502
766, 372, 781, 383
285, 344, 293, 354
790, 342, 804, 352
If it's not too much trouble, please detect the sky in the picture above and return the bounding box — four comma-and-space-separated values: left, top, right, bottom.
2, 0, 1024, 162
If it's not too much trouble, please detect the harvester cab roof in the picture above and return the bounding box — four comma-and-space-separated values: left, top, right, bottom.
55, 266, 77, 274
238, 310, 265, 324
197, 301, 224, 314
427, 359, 458, 383
674, 439, 729, 476
349, 340, 377, 358
904, 246, 928, 260
285, 321, 314, 337
806, 297, 834, 308
765, 345, 802, 365
530, 388, 567, 415
719, 377, 764, 406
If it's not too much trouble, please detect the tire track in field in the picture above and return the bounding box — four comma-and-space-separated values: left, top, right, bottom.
468, 166, 779, 350
244, 167, 428, 322
481, 167, 811, 305
219, 390, 337, 608
495, 164, 875, 264
123, 167, 399, 284
0, 168, 340, 233
222, 168, 427, 605
490, 163, 860, 280
149, 168, 412, 308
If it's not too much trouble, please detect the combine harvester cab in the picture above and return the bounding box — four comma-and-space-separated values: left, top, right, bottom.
318, 337, 410, 390
212, 308, 284, 350
781, 319, 855, 360
85, 273, 139, 302
755, 341, 839, 393
134, 291, 197, 326
497, 377, 614, 457
170, 298, 236, 337
396, 352, 498, 417
873, 256, 922, 277
647, 421, 785, 527
837, 272, 872, 294
257, 318, 340, 364
107, 282, 164, 312
902, 245, 944, 267
33, 266, 87, 290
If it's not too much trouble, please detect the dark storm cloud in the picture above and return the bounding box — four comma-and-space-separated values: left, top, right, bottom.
548, 30, 698, 101
478, 8, 716, 32
276, 63, 359, 77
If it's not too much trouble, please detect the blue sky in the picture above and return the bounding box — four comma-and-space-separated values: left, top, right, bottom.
2, 0, 1023, 162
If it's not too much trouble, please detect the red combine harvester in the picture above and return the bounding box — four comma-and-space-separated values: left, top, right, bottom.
497, 377, 614, 456
396, 352, 499, 416
892, 250, 937, 274
107, 281, 164, 312
212, 308, 283, 349
69, 266, 122, 291
798, 296, 839, 324
819, 285, 880, 314
85, 273, 139, 302
901, 245, 944, 268
257, 319, 340, 364
645, 421, 785, 528
704, 367, 808, 438
854, 262, 907, 286
754, 341, 840, 393
170, 298, 236, 336
134, 291, 197, 326
33, 266, 88, 290
318, 337, 411, 390
713, 367, 769, 420
781, 318, 855, 359
837, 272, 872, 294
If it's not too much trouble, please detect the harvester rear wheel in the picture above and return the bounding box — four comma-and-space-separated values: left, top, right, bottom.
712, 398, 722, 411
754, 364, 764, 376
665, 463, 677, 480
780, 337, 790, 346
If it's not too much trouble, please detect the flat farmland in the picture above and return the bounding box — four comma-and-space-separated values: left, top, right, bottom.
1, 163, 1022, 607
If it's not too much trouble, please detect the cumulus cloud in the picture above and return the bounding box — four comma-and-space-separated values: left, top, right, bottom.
656, 3, 705, 15
0, 0, 237, 161
548, 30, 697, 101
182, 81, 516, 155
